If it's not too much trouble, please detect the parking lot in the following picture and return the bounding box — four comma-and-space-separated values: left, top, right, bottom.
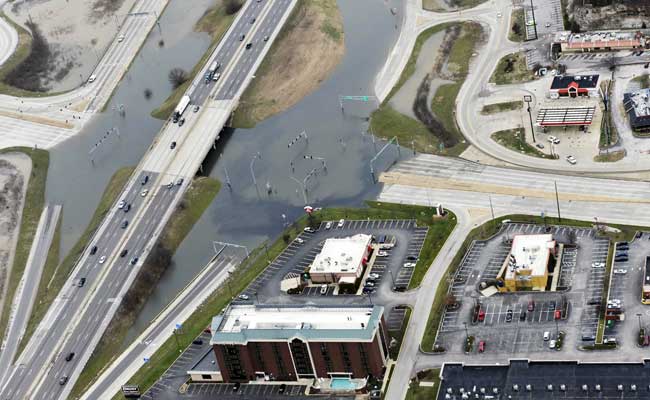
603, 232, 650, 350
184, 383, 308, 398
435, 222, 611, 357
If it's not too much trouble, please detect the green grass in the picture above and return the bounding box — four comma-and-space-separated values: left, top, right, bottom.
71, 177, 220, 399
151, 5, 237, 119
423, 0, 486, 11
421, 213, 647, 352
509, 8, 525, 42
112, 202, 456, 398
490, 52, 536, 85
430, 82, 467, 155
369, 104, 445, 154
446, 23, 482, 78
594, 150, 625, 162
599, 80, 619, 146
491, 128, 557, 159
0, 148, 49, 349
17, 166, 133, 357
481, 100, 523, 115
404, 369, 441, 400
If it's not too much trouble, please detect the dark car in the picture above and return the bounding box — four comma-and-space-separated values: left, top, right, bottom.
527, 300, 535, 312
65, 352, 75, 362
170, 141, 177, 149
233, 382, 241, 392
617, 245, 629, 251
59, 376, 68, 385
245, 42, 252, 49
192, 339, 203, 345
520, 310, 527, 321
130, 257, 139, 265
250, 17, 256, 24
120, 249, 128, 257
362, 287, 375, 294
406, 255, 418, 261
141, 175, 149, 185
90, 245, 98, 255
121, 220, 129, 229
506, 309, 513, 322
615, 256, 628, 262
279, 384, 287, 394
548, 301, 556, 310
176, 178, 184, 186
124, 203, 131, 213
178, 118, 185, 127
77, 278, 86, 287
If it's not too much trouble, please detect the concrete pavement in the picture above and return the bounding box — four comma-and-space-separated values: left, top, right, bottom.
0, 3, 18, 67
0, 204, 61, 385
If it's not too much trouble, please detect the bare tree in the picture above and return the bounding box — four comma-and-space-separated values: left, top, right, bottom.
168, 68, 188, 89
224, 0, 243, 14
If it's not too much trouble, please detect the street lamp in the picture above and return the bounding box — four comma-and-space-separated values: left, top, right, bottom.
250, 152, 261, 186
523, 95, 536, 143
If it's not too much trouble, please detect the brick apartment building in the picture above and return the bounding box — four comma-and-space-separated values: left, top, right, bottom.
210, 304, 389, 383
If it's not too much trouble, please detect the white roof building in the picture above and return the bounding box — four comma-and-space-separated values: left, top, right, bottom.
309, 234, 372, 283
505, 234, 555, 280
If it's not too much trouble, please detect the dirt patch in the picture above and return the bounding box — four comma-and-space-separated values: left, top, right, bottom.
572, 3, 649, 30
232, 0, 344, 128
0, 153, 31, 332
4, 0, 137, 92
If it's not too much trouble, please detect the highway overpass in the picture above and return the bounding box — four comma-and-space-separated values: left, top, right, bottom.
0, 0, 296, 398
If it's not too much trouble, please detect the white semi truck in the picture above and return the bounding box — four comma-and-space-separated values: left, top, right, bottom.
172, 95, 191, 123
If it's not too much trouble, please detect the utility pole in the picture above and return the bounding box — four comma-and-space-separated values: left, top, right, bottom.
488, 195, 495, 221
524, 95, 536, 143
637, 313, 643, 332
250, 152, 261, 187
529, 0, 538, 40
554, 181, 562, 222
463, 322, 469, 342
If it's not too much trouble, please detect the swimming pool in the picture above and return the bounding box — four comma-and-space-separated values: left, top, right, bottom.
330, 377, 357, 391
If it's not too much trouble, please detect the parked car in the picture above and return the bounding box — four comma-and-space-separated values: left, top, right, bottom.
192, 339, 204, 345
549, 339, 556, 349
528, 300, 535, 312
304, 227, 316, 233
325, 221, 332, 230
406, 255, 418, 261
478, 340, 485, 353
478, 310, 485, 322
365, 281, 375, 287
536, 143, 544, 149
238, 294, 250, 300
368, 273, 380, 279
320, 284, 328, 295
295, 237, 304, 244
613, 269, 627, 274
566, 155, 577, 165
543, 331, 550, 341
337, 219, 345, 228
377, 251, 389, 257
506, 309, 513, 322
547, 135, 560, 144
520, 310, 527, 321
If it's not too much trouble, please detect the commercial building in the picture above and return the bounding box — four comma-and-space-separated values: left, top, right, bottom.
496, 234, 557, 292
549, 75, 600, 99
623, 89, 650, 132
210, 304, 389, 384
438, 360, 650, 399
308, 234, 372, 284
553, 30, 645, 53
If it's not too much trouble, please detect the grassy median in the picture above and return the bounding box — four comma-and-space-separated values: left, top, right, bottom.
71, 176, 221, 399
490, 52, 536, 85
112, 202, 456, 398
404, 369, 441, 400
17, 166, 134, 357
0, 147, 48, 352
491, 128, 557, 159
481, 100, 523, 115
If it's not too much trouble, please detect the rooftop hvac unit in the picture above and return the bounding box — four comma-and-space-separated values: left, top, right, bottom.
512, 384, 519, 392
560, 384, 566, 391
631, 385, 637, 391
582, 385, 588, 392
526, 384, 532, 392
595, 384, 601, 392
618, 385, 624, 392
547, 384, 553, 391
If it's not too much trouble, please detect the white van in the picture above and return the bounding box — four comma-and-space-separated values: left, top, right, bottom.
212, 72, 222, 82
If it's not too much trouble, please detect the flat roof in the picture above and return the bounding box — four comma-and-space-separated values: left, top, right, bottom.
310, 234, 372, 275
624, 89, 650, 129
554, 30, 643, 49
505, 234, 554, 280
550, 75, 599, 90
211, 304, 383, 345
536, 106, 595, 126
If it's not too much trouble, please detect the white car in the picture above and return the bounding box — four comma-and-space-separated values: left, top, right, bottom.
613, 269, 627, 274
547, 135, 560, 144
117, 35, 125, 42
549, 339, 556, 349
337, 219, 345, 228
140, 189, 149, 197
238, 294, 250, 300
377, 251, 389, 257
87, 74, 96, 83
591, 262, 604, 268
117, 200, 125, 209
99, 256, 106, 264
566, 155, 577, 165
496, 12, 502, 18
320, 284, 328, 295
325, 221, 332, 230
369, 273, 380, 279
543, 331, 550, 341
295, 237, 304, 244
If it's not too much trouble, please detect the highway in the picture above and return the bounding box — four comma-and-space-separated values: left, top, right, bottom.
0, 204, 60, 385
377, 154, 650, 400
0, 0, 297, 398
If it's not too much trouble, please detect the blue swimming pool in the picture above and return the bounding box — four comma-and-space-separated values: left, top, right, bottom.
330, 377, 357, 391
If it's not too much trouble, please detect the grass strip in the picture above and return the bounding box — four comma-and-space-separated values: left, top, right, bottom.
491, 128, 556, 159
490, 52, 536, 85
0, 147, 48, 350
70, 177, 220, 399
481, 100, 523, 115
405, 369, 441, 400
594, 150, 625, 163
17, 166, 133, 356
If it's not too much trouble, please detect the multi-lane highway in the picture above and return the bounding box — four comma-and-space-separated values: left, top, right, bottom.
0, 0, 297, 398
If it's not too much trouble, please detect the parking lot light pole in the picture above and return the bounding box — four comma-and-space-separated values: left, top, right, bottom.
463, 322, 469, 342
637, 313, 643, 332
387, 268, 396, 289
523, 95, 536, 143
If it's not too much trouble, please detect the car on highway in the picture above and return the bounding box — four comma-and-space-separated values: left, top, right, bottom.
337, 219, 345, 228
90, 245, 98, 255
245, 42, 252, 49
178, 118, 185, 127
167, 182, 174, 189
130, 257, 139, 265
124, 203, 131, 213
99, 255, 106, 264
176, 178, 184, 186
59, 376, 68, 385
193, 105, 200, 113
238, 294, 250, 300
264, 35, 269, 42
213, 72, 221, 82
141, 189, 148, 197
566, 155, 577, 165
250, 17, 256, 23
65, 352, 75, 362
77, 278, 86, 287
87, 74, 96, 83
121, 220, 129, 229
547, 135, 560, 144
120, 249, 128, 257
325, 221, 332, 229
142, 175, 149, 185
239, 34, 245, 41
117, 35, 125, 42
117, 200, 126, 209
170, 141, 177, 149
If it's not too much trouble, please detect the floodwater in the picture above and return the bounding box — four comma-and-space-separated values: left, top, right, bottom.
45, 0, 406, 344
